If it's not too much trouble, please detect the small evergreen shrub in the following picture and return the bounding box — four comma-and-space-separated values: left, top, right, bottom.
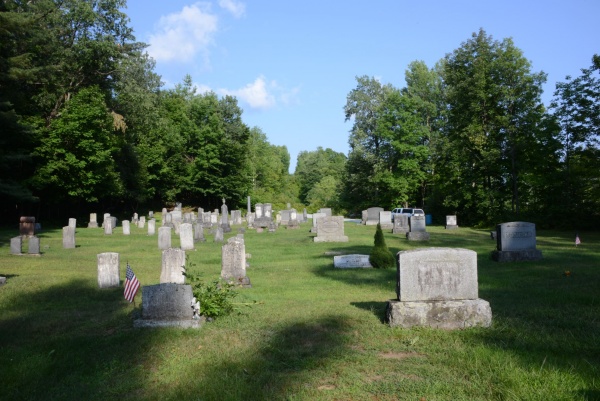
369, 223, 395, 269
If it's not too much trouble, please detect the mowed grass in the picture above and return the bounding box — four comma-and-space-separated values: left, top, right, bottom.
0, 218, 599, 401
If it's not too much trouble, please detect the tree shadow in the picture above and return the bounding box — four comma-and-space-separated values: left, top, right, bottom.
350, 301, 388, 323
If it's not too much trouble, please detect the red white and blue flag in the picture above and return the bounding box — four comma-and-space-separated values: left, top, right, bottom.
124, 263, 140, 302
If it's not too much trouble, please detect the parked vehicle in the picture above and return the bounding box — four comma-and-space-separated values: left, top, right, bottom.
391, 208, 424, 221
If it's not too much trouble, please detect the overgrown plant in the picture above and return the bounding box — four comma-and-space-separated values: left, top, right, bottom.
369, 223, 395, 268
183, 258, 238, 318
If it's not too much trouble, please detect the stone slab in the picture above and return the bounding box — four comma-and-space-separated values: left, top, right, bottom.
496, 221, 537, 251
333, 254, 372, 268
386, 298, 492, 329
491, 249, 543, 262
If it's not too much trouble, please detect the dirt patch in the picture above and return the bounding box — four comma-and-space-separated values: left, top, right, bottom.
378, 351, 425, 360
317, 384, 336, 390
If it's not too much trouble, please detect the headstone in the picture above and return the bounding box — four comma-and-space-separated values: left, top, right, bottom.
318, 208, 332, 216
194, 222, 206, 242
163, 212, 173, 227
286, 202, 291, 209
221, 236, 251, 287
303, 208, 308, 223
253, 203, 271, 228
210, 212, 218, 225
173, 219, 181, 235
19, 216, 37, 234
149, 211, 154, 219
365, 207, 383, 225
183, 213, 192, 223
134, 283, 202, 328
333, 254, 372, 268
110, 216, 118, 228
10, 236, 22, 255
407, 215, 430, 241
104, 219, 113, 235
179, 223, 194, 251
19, 216, 35, 237
214, 226, 224, 242
160, 248, 186, 284
361, 210, 368, 225
280, 210, 291, 225
379, 211, 393, 229
202, 212, 212, 228
97, 252, 120, 288
148, 219, 156, 235
102, 213, 111, 228
264, 203, 272, 218
247, 196, 251, 215
138, 216, 146, 228
231, 210, 242, 225
158, 226, 172, 250
311, 212, 326, 233
171, 209, 182, 222
314, 216, 348, 242
446, 215, 458, 230
0, 276, 6, 285
88, 213, 98, 228
392, 214, 409, 234
122, 220, 131, 235
386, 248, 492, 329
247, 212, 255, 228
132, 212, 139, 224
68, 218, 76, 228
492, 222, 543, 262
287, 209, 299, 229
63, 226, 75, 248
255, 203, 263, 218
220, 199, 231, 232
28, 236, 40, 255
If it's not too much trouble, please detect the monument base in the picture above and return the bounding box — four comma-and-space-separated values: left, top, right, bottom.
222, 275, 252, 288
88, 222, 98, 228
406, 232, 430, 241
445, 225, 459, 230
491, 249, 543, 262
314, 236, 349, 243
386, 298, 492, 329
134, 318, 204, 329
392, 228, 409, 235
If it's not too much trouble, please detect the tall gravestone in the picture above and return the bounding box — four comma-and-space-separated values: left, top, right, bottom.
158, 226, 172, 250
88, 213, 98, 228
102, 213, 111, 228
214, 226, 224, 242
138, 216, 146, 228
314, 216, 349, 243
220, 199, 231, 233
492, 222, 543, 262
392, 214, 409, 235
28, 236, 40, 255
122, 220, 131, 235
287, 209, 299, 229
63, 226, 76, 248
104, 219, 113, 235
10, 236, 22, 255
194, 222, 205, 242
311, 212, 326, 233
97, 252, 120, 288
160, 248, 186, 284
379, 211, 393, 229
179, 223, 194, 251
280, 210, 291, 225
68, 218, 76, 228
221, 236, 251, 287
20, 216, 36, 236
148, 219, 156, 235
386, 248, 492, 329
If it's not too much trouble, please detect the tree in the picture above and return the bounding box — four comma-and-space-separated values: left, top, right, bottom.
295, 147, 346, 208
442, 29, 548, 225
369, 223, 395, 269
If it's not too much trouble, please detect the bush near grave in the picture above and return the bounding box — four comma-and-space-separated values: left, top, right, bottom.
369, 223, 395, 268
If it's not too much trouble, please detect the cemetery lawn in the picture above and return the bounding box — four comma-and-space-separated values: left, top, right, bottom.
1, 220, 599, 401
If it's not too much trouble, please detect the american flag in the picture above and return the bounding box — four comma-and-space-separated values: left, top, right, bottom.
124, 263, 140, 302
575, 234, 581, 246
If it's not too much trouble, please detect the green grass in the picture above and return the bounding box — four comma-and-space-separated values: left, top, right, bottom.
1, 219, 599, 400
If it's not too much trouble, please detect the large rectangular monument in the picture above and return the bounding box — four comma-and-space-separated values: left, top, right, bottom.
492, 221, 543, 262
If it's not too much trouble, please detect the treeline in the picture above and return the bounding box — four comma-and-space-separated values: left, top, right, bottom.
1, 2, 598, 229
0, 1, 296, 224
337, 30, 600, 228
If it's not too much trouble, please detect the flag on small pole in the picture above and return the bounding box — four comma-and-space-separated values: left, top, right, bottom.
575, 233, 581, 247
124, 263, 140, 303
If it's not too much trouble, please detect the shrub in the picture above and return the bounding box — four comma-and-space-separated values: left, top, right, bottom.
369, 223, 395, 268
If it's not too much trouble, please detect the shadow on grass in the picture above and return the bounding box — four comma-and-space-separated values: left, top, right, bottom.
0, 278, 158, 401
350, 301, 388, 323
181, 315, 352, 401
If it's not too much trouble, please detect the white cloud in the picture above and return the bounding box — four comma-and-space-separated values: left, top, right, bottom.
218, 0, 246, 18
148, 3, 218, 63
219, 76, 276, 110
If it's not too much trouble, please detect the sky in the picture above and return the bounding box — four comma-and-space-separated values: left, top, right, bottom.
122, 0, 600, 172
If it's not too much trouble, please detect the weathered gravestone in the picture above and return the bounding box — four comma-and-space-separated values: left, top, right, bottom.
247, 212, 255, 228
361, 210, 368, 225
379, 211, 393, 229
333, 254, 372, 269
386, 248, 492, 329
132, 212, 139, 224
158, 226, 172, 250
134, 283, 202, 328
365, 207, 383, 225
148, 219, 156, 236
221, 236, 251, 287
28, 236, 40, 255
102, 213, 111, 228
97, 252, 120, 288
254, 203, 272, 228
160, 248, 186, 284
214, 226, 224, 242
393, 214, 409, 235
68, 218, 76, 228
311, 212, 326, 233
318, 208, 332, 216
63, 226, 76, 248
446, 215, 458, 230
179, 223, 194, 251
280, 210, 291, 225
88, 213, 98, 228
10, 236, 22, 255
194, 222, 206, 242
138, 216, 146, 228
314, 216, 349, 243
287, 209, 299, 229
231, 210, 242, 225
171, 209, 182, 223
163, 212, 173, 228
20, 216, 36, 236
220, 199, 232, 233
407, 215, 430, 241
104, 219, 113, 235
492, 221, 543, 262
122, 220, 131, 235
173, 220, 181, 235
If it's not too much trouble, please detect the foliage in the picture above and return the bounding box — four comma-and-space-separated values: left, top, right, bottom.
369, 223, 395, 268
184, 258, 239, 318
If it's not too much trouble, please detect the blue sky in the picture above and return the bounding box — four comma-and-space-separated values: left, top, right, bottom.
123, 0, 600, 172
